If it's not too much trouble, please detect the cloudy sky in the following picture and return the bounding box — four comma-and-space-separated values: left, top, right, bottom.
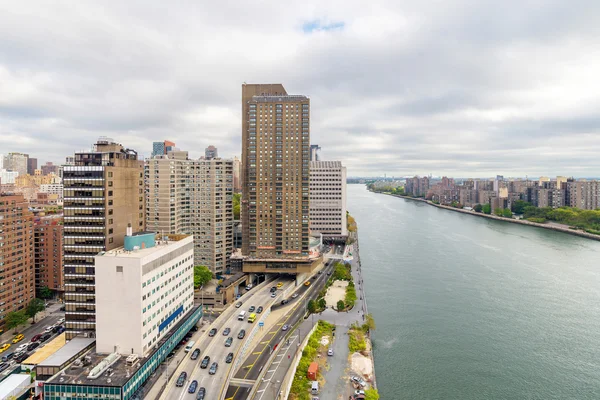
1, 1, 599, 178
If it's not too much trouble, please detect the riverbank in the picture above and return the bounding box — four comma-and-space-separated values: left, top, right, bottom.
375, 191, 600, 243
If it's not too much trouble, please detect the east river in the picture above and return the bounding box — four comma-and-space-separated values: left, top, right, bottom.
349, 184, 600, 399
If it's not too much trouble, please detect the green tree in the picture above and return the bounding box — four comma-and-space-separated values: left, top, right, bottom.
362, 313, 376, 333
473, 204, 483, 213
307, 300, 317, 314
193, 265, 213, 289
318, 298, 327, 310
232, 193, 241, 220
493, 208, 504, 216
39, 286, 54, 299
511, 200, 530, 214
336, 300, 345, 311
502, 208, 513, 218
364, 388, 380, 400
482, 204, 492, 214
26, 298, 45, 323
5, 311, 28, 332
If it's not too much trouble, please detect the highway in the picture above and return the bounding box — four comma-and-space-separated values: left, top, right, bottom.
160, 276, 296, 400
224, 261, 334, 400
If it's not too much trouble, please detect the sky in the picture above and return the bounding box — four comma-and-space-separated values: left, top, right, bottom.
1, 0, 599, 178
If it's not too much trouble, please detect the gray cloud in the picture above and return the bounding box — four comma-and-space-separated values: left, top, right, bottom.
0, 0, 599, 177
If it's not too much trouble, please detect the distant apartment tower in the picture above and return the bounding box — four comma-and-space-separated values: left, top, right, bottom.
309, 161, 347, 240
233, 156, 242, 193
205, 145, 218, 160
405, 176, 430, 197
3, 152, 29, 176
41, 161, 60, 176
146, 151, 233, 274
310, 145, 321, 161
0, 194, 35, 328
95, 232, 194, 355
566, 181, 600, 210
27, 157, 38, 175
241, 83, 311, 262
40, 183, 64, 204
0, 169, 19, 185
63, 138, 145, 339
34, 214, 64, 296
151, 140, 176, 157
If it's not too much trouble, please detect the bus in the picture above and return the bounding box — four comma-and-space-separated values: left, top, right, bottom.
238, 310, 246, 321
248, 313, 256, 323
185, 341, 195, 353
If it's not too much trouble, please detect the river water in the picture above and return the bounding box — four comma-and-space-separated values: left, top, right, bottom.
348, 185, 600, 399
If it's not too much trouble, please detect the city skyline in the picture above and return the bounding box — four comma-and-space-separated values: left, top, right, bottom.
2, 2, 600, 177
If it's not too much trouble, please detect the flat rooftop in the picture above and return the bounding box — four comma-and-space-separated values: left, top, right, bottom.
99, 234, 191, 259
37, 337, 95, 368
23, 333, 66, 365
47, 306, 200, 387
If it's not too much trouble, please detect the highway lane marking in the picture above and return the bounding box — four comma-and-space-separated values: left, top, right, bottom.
260, 341, 269, 344
267, 369, 276, 373
272, 361, 281, 364
257, 389, 265, 393
269, 330, 277, 334
252, 351, 262, 355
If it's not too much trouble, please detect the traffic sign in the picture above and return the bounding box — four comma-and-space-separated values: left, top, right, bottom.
259, 321, 264, 327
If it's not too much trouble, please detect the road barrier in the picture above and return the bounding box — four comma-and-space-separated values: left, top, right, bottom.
278, 323, 318, 400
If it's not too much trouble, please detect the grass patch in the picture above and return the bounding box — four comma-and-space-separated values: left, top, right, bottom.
345, 280, 357, 308
289, 320, 334, 400
526, 217, 546, 223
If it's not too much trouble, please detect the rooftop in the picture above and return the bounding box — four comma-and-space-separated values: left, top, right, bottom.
99, 233, 191, 259
0, 374, 31, 400
251, 94, 309, 103
47, 306, 200, 388
23, 333, 66, 366
37, 337, 95, 368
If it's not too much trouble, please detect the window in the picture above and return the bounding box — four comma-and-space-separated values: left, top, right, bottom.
116, 266, 123, 272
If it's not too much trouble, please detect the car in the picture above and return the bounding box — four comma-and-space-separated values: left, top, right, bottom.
327, 272, 331, 276
327, 348, 334, 356
190, 349, 201, 360
281, 299, 289, 305
235, 302, 243, 308
192, 325, 199, 332
350, 376, 366, 388
236, 294, 241, 300
57, 326, 66, 334
16, 344, 28, 352
176, 372, 187, 387
15, 352, 29, 363
222, 328, 231, 336
270, 287, 277, 293
59, 306, 66, 311
277, 282, 283, 288
27, 342, 40, 352
305, 281, 311, 286
1, 352, 14, 362
12, 334, 24, 344
0, 363, 9, 372
57, 317, 65, 324
44, 326, 54, 334
39, 333, 52, 343
200, 356, 210, 369
292, 293, 299, 299
225, 352, 234, 363
52, 325, 62, 333
208, 362, 218, 375
282, 325, 289, 331
354, 390, 366, 396
188, 380, 198, 394
256, 306, 263, 314
318, 270, 323, 275
196, 387, 206, 400
208, 328, 217, 337
0, 344, 10, 353
224, 337, 233, 347
248, 306, 255, 312
271, 293, 276, 298
31, 334, 42, 342
237, 329, 246, 339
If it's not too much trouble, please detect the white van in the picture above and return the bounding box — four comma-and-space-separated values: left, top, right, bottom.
238, 310, 246, 321
311, 381, 319, 394
184, 341, 195, 353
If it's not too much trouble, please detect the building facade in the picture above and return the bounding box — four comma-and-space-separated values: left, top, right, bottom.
0, 169, 19, 184
566, 181, 600, 210
309, 144, 321, 161
3, 152, 29, 177
34, 215, 64, 296
40, 183, 64, 203
95, 232, 194, 356
205, 145, 218, 160
27, 157, 38, 175
309, 161, 347, 240
0, 194, 35, 328
145, 152, 233, 274
151, 140, 175, 157
241, 83, 310, 262
405, 176, 430, 197
41, 162, 60, 176
63, 138, 145, 339
233, 156, 242, 193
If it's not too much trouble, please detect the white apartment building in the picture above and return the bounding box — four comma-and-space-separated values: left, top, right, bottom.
0, 169, 19, 184
95, 232, 194, 356
309, 161, 348, 240
145, 151, 233, 275
40, 183, 64, 203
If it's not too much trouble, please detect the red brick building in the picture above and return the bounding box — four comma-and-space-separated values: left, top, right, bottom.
0, 194, 35, 328
34, 214, 64, 296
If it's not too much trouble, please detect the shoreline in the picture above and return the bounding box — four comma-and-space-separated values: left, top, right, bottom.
373, 191, 600, 243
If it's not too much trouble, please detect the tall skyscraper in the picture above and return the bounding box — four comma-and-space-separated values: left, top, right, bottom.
205, 145, 218, 160
34, 214, 64, 296
309, 161, 347, 240
146, 151, 233, 274
3, 152, 29, 176
310, 144, 321, 161
241, 84, 315, 272
233, 156, 242, 193
63, 137, 145, 339
27, 157, 38, 175
0, 194, 34, 329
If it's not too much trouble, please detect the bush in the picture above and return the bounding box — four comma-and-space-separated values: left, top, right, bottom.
337, 300, 345, 311
348, 327, 367, 352
345, 284, 357, 308
365, 388, 380, 400
527, 217, 547, 223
